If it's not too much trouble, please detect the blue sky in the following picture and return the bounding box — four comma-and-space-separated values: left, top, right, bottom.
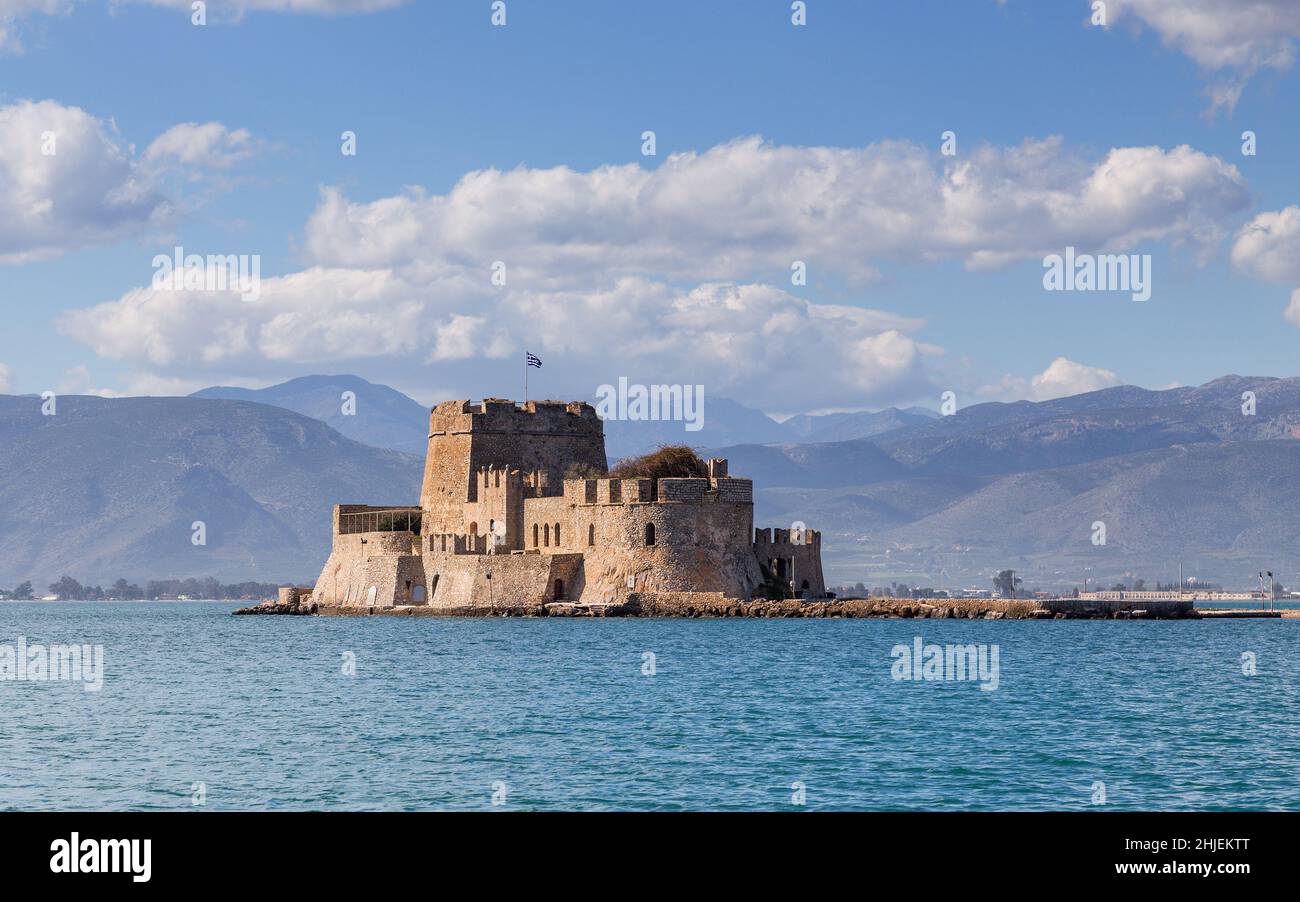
3, 0, 1300, 414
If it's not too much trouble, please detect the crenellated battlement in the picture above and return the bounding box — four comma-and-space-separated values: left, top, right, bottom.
755, 526, 821, 548
429, 398, 603, 438
560, 474, 753, 506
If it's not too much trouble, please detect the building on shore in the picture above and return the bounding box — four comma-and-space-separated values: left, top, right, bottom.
309, 398, 825, 611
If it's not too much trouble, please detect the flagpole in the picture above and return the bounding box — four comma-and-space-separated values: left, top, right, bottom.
524, 352, 528, 405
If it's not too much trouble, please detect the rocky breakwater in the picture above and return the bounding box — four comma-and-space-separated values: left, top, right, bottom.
233, 594, 1201, 619
565, 595, 1049, 619
233, 587, 317, 615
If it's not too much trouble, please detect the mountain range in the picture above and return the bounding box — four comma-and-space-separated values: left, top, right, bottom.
0, 394, 420, 586
192, 375, 431, 454
190, 375, 940, 461
2, 374, 1297, 591
733, 375, 1300, 589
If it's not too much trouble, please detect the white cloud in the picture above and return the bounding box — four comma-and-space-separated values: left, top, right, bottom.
0, 99, 258, 262
303, 136, 1248, 278
60, 135, 1245, 411
1105, 0, 1300, 111
1231, 206, 1300, 282
58, 271, 940, 411
1283, 289, 1300, 327
0, 362, 11, 393
1029, 357, 1122, 400
0, 100, 167, 263
144, 122, 259, 170
983, 357, 1122, 402
1230, 206, 1300, 327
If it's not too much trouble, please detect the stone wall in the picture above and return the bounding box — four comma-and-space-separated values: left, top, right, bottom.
1040, 597, 1195, 618
315, 527, 587, 611
577, 496, 762, 601
313, 531, 425, 607
755, 527, 826, 597
659, 478, 708, 502
713, 477, 753, 503
422, 551, 584, 610
462, 465, 525, 553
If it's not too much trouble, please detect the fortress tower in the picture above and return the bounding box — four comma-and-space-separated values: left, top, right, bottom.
419, 399, 607, 531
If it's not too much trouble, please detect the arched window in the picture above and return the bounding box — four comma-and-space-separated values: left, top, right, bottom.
554, 522, 561, 546
469, 522, 478, 552
430, 574, 439, 596
533, 523, 539, 547
544, 523, 550, 547
588, 524, 595, 546
645, 523, 656, 546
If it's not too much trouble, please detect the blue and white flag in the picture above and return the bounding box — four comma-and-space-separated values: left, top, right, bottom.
526, 352, 542, 369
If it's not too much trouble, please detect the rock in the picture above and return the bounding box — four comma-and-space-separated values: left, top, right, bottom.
232, 597, 318, 615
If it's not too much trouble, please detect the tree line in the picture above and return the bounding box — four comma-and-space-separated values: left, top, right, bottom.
0, 576, 291, 601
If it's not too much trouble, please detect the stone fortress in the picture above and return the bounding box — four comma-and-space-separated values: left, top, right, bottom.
308, 398, 825, 613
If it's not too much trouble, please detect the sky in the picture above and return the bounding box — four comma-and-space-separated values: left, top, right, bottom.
3, 0, 1300, 415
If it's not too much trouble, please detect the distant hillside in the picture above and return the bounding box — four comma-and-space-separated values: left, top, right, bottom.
780, 406, 937, 443
872, 375, 1300, 475
603, 397, 787, 463
862, 441, 1300, 588
721, 375, 1300, 588
193, 375, 431, 454
0, 395, 422, 586
193, 375, 940, 460
706, 439, 909, 488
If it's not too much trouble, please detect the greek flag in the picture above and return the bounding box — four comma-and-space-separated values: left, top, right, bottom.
526, 352, 542, 369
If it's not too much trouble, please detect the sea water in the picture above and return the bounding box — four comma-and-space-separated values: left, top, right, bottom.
1, 601, 1297, 811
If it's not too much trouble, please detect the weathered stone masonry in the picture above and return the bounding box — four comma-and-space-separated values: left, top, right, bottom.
310, 398, 826, 611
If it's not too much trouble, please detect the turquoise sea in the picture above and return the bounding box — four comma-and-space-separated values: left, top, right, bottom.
2, 601, 1298, 811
